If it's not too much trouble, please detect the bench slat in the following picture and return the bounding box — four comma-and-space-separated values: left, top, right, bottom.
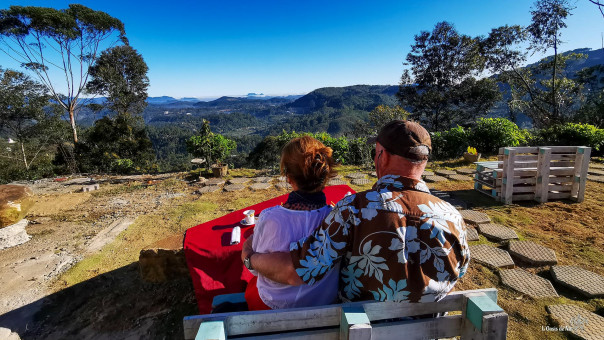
371, 315, 462, 339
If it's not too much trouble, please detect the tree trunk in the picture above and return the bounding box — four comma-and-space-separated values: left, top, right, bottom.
69, 106, 78, 143
20, 142, 29, 170
552, 38, 558, 120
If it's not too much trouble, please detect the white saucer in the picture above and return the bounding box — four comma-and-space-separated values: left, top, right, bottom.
240, 219, 255, 226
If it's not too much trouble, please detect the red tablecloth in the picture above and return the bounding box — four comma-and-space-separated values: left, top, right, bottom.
184, 185, 354, 313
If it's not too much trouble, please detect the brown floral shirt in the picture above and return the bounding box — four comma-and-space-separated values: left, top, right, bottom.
289, 175, 470, 303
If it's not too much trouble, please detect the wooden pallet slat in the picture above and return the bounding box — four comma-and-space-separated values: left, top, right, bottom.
475, 146, 590, 204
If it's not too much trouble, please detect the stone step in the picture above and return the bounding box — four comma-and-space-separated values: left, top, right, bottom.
466, 227, 479, 241
424, 175, 447, 183
250, 183, 271, 191
500, 268, 558, 298
508, 241, 557, 266
346, 172, 366, 179
477, 223, 519, 242
351, 179, 373, 186
223, 184, 245, 192
460, 210, 491, 225
550, 265, 604, 298
547, 304, 604, 339
469, 244, 515, 269
434, 169, 456, 176
228, 178, 251, 184
456, 168, 476, 175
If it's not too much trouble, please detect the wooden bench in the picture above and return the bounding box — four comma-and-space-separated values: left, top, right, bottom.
184, 288, 507, 340
474, 146, 591, 204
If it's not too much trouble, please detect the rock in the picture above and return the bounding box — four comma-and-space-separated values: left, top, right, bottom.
139, 233, 188, 282
0, 185, 34, 228
0, 219, 31, 250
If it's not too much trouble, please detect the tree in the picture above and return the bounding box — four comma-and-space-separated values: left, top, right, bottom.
587, 0, 604, 19
527, 0, 574, 121
86, 45, 149, 116
0, 68, 62, 170
397, 22, 501, 131
186, 119, 236, 169
74, 114, 156, 174
0, 4, 127, 143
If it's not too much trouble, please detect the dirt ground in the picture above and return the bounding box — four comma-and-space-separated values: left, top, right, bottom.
0, 165, 602, 339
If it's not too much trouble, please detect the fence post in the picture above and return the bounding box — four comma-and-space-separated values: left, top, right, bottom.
571, 147, 591, 202
461, 292, 507, 340
535, 147, 551, 203
340, 306, 371, 340
502, 148, 516, 204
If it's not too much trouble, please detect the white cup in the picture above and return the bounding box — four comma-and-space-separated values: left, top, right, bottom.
243, 210, 255, 225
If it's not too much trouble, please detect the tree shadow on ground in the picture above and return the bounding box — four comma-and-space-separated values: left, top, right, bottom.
0, 263, 197, 340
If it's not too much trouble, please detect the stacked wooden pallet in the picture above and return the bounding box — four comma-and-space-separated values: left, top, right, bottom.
473, 146, 591, 204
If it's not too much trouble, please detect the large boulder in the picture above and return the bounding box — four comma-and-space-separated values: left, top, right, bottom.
139, 233, 188, 283
0, 185, 34, 228
0, 219, 30, 250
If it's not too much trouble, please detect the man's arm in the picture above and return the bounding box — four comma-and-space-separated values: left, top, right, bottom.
242, 236, 304, 286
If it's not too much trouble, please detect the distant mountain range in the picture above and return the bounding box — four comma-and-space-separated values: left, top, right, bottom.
78, 47, 604, 136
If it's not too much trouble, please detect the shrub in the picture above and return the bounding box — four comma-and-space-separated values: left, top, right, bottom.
431, 126, 470, 160
469, 118, 528, 154
535, 123, 604, 156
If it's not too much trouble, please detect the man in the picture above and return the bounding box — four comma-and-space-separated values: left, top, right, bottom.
242, 120, 470, 303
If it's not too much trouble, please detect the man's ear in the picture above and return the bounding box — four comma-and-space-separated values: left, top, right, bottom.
381, 149, 390, 165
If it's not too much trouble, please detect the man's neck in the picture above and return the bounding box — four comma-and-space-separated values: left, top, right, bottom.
378, 163, 425, 181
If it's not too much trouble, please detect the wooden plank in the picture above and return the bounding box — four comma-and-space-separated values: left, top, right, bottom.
536, 148, 551, 203
547, 184, 572, 192
195, 320, 226, 340
511, 193, 536, 201
549, 192, 573, 200
512, 186, 537, 194
371, 315, 463, 340
503, 148, 516, 204
481, 312, 509, 340
340, 307, 371, 340
547, 176, 574, 184
244, 328, 339, 340
548, 146, 583, 153
572, 147, 591, 202
502, 147, 539, 154
183, 306, 341, 339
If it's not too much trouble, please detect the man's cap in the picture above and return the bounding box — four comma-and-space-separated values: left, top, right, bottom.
367, 120, 432, 161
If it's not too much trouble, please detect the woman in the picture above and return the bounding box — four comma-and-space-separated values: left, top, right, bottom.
245, 136, 339, 310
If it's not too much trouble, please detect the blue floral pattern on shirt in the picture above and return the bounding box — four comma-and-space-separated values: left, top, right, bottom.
290, 175, 471, 303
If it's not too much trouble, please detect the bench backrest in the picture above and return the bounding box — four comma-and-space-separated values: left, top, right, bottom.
184, 288, 507, 340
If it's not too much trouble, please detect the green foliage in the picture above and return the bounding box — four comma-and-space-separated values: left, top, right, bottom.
246, 131, 372, 170
74, 114, 156, 174
398, 22, 501, 131
535, 123, 604, 156
0, 68, 68, 176
470, 118, 529, 154
86, 45, 149, 116
431, 126, 470, 160
186, 119, 236, 168
0, 4, 128, 143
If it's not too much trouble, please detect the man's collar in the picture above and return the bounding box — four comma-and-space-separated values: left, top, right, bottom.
374, 174, 430, 193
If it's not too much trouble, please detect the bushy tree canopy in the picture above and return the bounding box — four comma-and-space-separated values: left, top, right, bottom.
86, 45, 149, 116
397, 22, 501, 131
0, 4, 127, 143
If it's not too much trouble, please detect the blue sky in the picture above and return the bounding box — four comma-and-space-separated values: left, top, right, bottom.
2, 1, 603, 98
